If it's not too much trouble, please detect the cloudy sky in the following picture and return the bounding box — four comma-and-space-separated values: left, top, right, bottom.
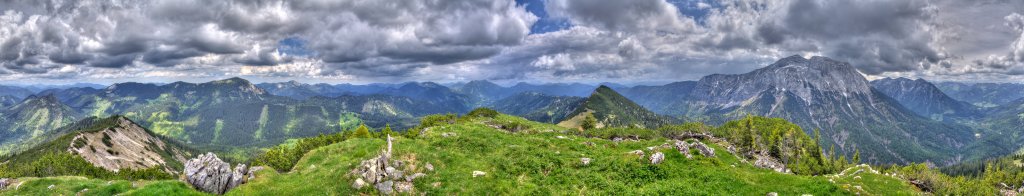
1, 0, 1023, 85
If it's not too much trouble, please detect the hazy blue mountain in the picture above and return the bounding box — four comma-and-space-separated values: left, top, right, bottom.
0, 94, 81, 155
508, 82, 597, 97
934, 82, 1024, 108
490, 92, 585, 124
678, 55, 972, 164
871, 78, 981, 121
21, 83, 106, 93
0, 85, 36, 100
615, 81, 698, 115
257, 81, 348, 100
456, 80, 513, 106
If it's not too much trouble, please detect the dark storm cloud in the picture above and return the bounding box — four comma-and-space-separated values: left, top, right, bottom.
755, 0, 946, 74
0, 0, 538, 80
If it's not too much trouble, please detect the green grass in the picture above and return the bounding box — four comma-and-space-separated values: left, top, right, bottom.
229, 115, 920, 195
0, 177, 207, 196
0, 114, 922, 195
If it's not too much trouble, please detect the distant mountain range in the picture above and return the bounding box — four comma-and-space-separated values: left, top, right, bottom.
871, 77, 981, 121
934, 82, 1024, 108
5, 56, 1024, 165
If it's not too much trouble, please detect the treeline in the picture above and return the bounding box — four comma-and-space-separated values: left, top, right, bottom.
575, 116, 849, 175
871, 154, 1024, 195
712, 116, 851, 175
0, 152, 172, 180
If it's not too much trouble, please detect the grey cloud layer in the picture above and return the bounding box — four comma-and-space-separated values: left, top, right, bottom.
0, 0, 537, 80
0, 0, 1022, 83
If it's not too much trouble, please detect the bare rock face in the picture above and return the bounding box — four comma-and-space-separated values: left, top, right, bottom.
184, 152, 256, 194
68, 116, 190, 174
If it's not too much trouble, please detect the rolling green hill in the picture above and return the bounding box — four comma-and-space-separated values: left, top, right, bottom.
227, 114, 914, 195
559, 86, 668, 129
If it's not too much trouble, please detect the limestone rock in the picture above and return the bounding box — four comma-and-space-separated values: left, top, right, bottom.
674, 141, 693, 159
472, 171, 487, 177
395, 181, 414, 193
650, 152, 665, 164
353, 178, 367, 189
753, 153, 789, 173
184, 152, 254, 194
406, 173, 426, 182
376, 180, 394, 195
691, 141, 716, 157
629, 150, 645, 157
0, 178, 12, 189
581, 158, 592, 166
767, 192, 778, 196
349, 134, 430, 194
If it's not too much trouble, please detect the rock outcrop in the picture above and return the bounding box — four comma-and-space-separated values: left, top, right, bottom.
0, 178, 12, 189
674, 140, 716, 159
350, 135, 431, 194
752, 152, 789, 173
650, 152, 665, 164
183, 152, 259, 194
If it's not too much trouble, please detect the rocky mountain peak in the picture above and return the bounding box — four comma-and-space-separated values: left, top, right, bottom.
693, 55, 872, 106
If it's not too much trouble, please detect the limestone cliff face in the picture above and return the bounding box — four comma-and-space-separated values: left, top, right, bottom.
67, 116, 189, 174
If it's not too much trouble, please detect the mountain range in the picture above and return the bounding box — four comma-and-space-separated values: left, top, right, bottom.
2, 56, 1023, 166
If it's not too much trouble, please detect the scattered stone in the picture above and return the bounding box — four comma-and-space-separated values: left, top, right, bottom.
650, 152, 665, 164
432, 182, 442, 187
375, 180, 394, 195
472, 171, 487, 177
353, 178, 367, 189
629, 150, 645, 157
394, 181, 414, 193
674, 141, 693, 159
581, 158, 592, 166
47, 184, 55, 190
556, 135, 567, 139
767, 192, 778, 196
406, 173, 427, 182
690, 141, 715, 157
753, 152, 789, 173
854, 176, 862, 180
612, 137, 624, 143
441, 132, 457, 137
646, 146, 656, 151
183, 152, 257, 194
349, 134, 432, 194
582, 141, 595, 146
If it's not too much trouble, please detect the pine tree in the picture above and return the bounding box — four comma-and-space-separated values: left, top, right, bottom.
580, 113, 598, 130
354, 123, 371, 138
853, 148, 861, 164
